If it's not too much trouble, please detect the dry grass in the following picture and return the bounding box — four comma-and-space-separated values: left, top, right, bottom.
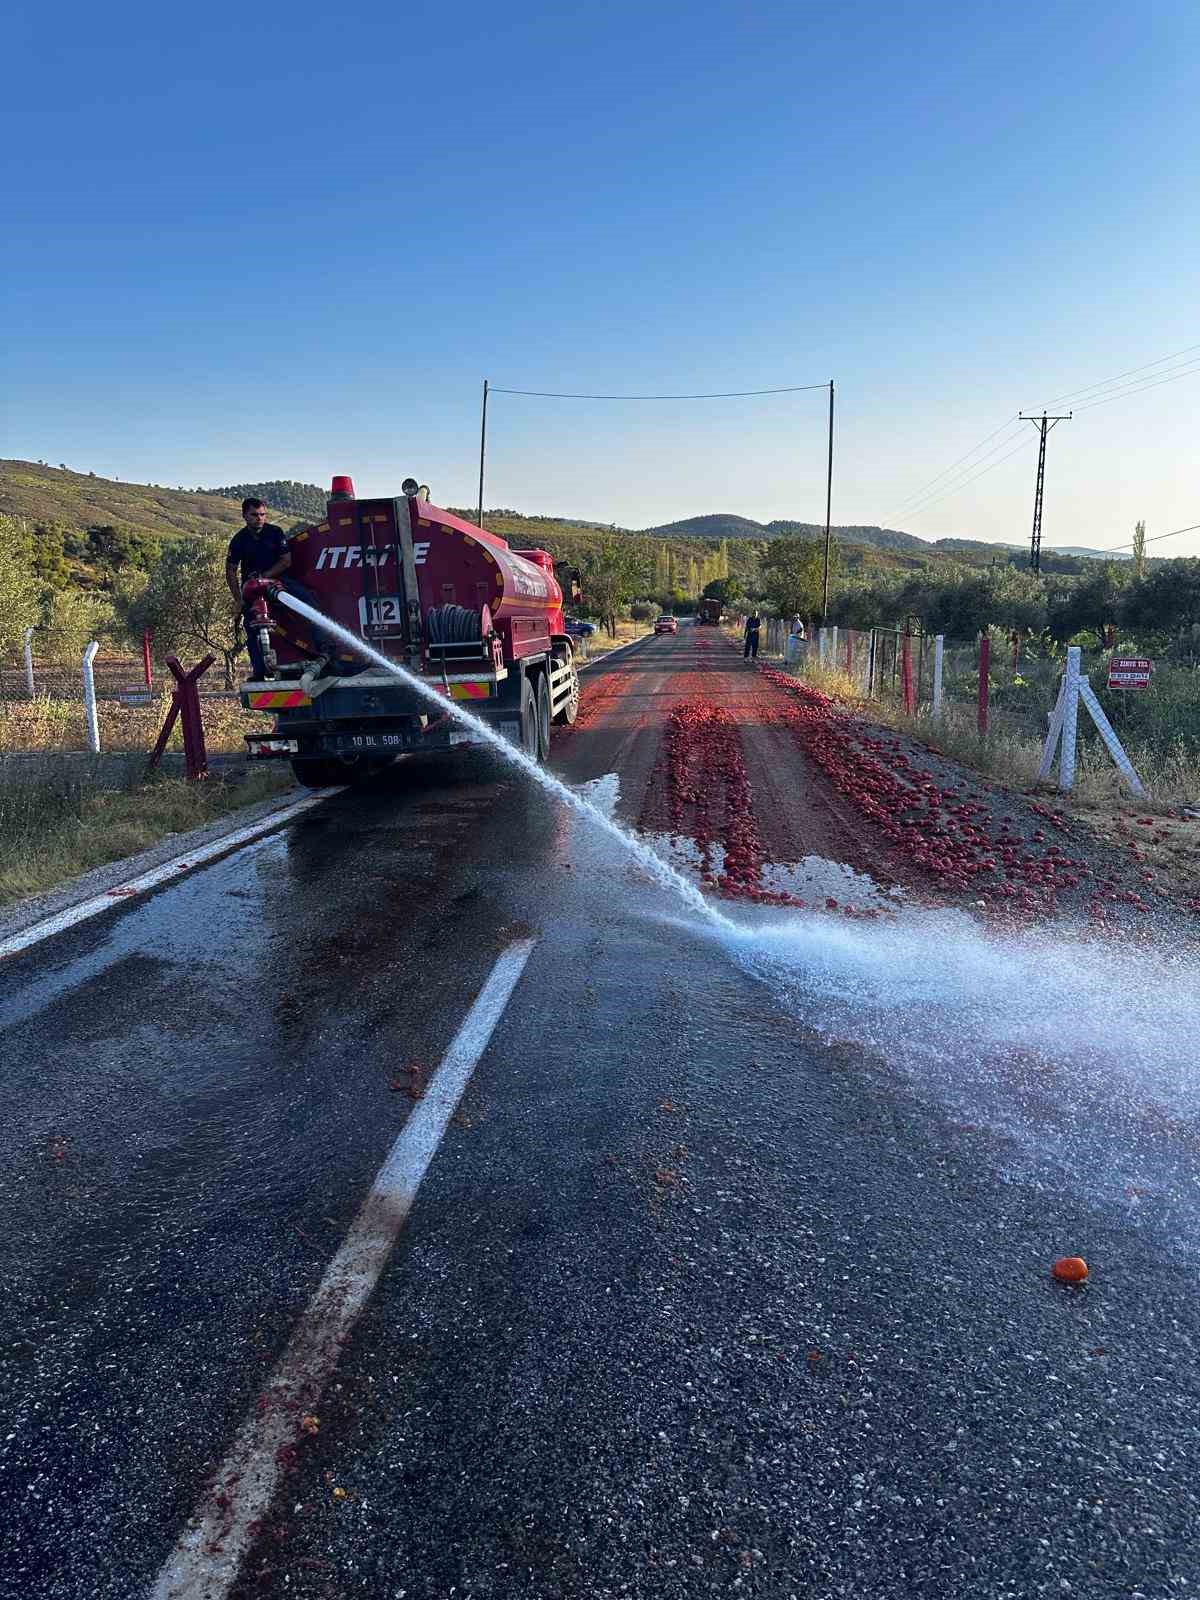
789, 658, 1200, 815
0, 692, 271, 756
576, 619, 653, 660
0, 756, 293, 906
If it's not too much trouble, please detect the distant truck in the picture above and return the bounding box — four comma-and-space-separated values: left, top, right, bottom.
696, 598, 722, 625
239, 475, 580, 786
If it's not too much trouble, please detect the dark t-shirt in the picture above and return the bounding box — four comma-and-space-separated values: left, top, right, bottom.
745, 614, 761, 636
227, 524, 288, 585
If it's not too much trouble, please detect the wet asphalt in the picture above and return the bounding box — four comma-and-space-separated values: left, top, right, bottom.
1, 631, 1198, 1600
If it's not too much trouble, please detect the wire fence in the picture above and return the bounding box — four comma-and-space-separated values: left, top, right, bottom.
740, 616, 1178, 752
0, 640, 249, 759
755, 617, 1107, 736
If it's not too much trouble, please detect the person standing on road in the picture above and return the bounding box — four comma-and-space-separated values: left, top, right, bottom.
743, 609, 762, 660
225, 499, 326, 678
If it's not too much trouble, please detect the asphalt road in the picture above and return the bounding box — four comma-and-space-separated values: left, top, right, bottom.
2, 628, 1197, 1600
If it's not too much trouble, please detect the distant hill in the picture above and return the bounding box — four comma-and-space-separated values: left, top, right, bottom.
1045, 544, 1131, 561
3, 460, 1130, 592
643, 511, 1119, 570
204, 480, 328, 520
644, 513, 767, 542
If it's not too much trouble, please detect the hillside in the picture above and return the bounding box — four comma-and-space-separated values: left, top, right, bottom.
643, 512, 1115, 571
204, 480, 328, 520
3, 460, 1125, 594
0, 460, 296, 541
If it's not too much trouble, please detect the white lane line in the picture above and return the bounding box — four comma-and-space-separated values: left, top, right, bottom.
149, 936, 537, 1600
0, 790, 341, 963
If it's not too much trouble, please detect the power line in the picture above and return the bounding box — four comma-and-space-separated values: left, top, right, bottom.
897, 425, 1031, 519
1072, 358, 1200, 413
1040, 339, 1200, 409
888, 415, 1020, 516
903, 431, 1036, 520
898, 423, 1027, 517
489, 382, 830, 400
886, 339, 1200, 531
1092, 519, 1200, 555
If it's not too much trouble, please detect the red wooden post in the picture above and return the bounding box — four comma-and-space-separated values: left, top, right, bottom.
901, 632, 915, 715
977, 633, 991, 736
147, 654, 216, 779
142, 630, 154, 690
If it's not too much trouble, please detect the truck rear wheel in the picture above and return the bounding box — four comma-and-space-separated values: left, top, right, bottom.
290, 757, 351, 787
290, 754, 390, 787
550, 646, 579, 725
536, 673, 552, 761
515, 675, 541, 763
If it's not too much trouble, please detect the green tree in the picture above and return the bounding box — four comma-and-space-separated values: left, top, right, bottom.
125, 536, 245, 687
1119, 558, 1200, 647
41, 588, 116, 660
581, 538, 648, 637
1132, 520, 1146, 580
702, 576, 744, 607
0, 516, 40, 654
26, 521, 73, 591
761, 538, 830, 620
86, 523, 162, 578
1046, 563, 1126, 644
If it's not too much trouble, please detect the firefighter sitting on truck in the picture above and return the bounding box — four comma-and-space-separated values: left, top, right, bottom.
225, 499, 326, 679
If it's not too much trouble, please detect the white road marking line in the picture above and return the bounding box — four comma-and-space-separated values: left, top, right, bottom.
0, 790, 341, 962
148, 936, 537, 1600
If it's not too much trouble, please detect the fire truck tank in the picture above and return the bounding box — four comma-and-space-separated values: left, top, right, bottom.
276, 488, 565, 668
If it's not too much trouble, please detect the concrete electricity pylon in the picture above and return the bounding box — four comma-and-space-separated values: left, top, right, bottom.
1019, 411, 1071, 572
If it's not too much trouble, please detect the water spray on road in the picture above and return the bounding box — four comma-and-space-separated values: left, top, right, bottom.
276, 594, 1200, 1216
274, 591, 733, 930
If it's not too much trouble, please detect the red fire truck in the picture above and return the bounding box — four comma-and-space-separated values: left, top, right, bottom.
240, 476, 580, 786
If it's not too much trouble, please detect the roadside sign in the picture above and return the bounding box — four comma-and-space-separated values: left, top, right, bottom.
1107, 656, 1153, 690
117, 688, 154, 707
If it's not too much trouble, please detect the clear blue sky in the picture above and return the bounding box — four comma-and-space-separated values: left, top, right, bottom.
4, 0, 1199, 553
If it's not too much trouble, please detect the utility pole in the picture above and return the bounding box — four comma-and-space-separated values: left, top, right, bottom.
1018, 410, 1071, 573
477, 378, 489, 528
822, 380, 835, 617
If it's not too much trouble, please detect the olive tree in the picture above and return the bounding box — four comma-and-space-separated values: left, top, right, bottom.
124, 535, 245, 687
0, 516, 40, 655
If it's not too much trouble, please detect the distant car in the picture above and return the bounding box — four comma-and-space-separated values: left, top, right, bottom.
565, 618, 597, 638
654, 615, 678, 635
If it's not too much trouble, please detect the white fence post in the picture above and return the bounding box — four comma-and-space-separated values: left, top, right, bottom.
23, 626, 36, 697
1038, 672, 1068, 782
1058, 645, 1081, 791
82, 640, 101, 754
829, 624, 838, 668
932, 635, 944, 720
1036, 644, 1146, 796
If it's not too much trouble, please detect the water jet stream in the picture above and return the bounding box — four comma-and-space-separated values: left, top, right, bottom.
274, 592, 732, 929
